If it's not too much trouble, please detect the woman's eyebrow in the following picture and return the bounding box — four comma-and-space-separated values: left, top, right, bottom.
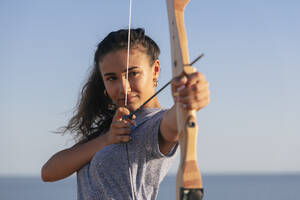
104, 66, 142, 77
103, 72, 116, 77
123, 66, 141, 72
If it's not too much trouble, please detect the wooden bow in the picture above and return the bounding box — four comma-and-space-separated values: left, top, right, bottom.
165, 0, 204, 199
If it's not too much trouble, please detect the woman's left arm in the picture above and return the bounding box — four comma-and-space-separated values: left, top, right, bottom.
159, 71, 210, 155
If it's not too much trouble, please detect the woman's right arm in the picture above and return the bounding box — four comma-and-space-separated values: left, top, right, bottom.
41, 107, 134, 182
41, 134, 109, 182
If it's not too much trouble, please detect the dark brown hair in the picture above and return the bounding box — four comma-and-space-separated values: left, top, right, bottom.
60, 28, 160, 143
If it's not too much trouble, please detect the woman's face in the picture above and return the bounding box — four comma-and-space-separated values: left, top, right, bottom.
99, 48, 160, 111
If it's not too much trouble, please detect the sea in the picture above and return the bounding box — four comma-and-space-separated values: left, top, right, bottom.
0, 174, 299, 200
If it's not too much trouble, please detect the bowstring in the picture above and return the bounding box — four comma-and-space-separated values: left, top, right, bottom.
126, 1, 135, 200
125, 0, 132, 107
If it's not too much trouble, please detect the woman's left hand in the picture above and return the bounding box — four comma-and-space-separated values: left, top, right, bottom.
172, 71, 210, 111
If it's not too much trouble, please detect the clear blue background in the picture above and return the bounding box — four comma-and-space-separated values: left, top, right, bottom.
1, 0, 299, 176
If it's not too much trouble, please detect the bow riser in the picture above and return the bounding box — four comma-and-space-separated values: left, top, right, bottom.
166, 0, 189, 77
166, 0, 204, 199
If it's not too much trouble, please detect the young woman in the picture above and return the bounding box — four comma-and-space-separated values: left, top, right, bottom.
41, 28, 210, 199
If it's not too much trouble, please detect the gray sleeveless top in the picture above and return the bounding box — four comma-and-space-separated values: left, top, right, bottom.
77, 108, 178, 200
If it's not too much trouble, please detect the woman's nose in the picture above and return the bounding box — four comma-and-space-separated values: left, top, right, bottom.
119, 76, 131, 94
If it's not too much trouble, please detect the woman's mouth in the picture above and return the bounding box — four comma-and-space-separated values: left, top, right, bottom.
118, 95, 137, 104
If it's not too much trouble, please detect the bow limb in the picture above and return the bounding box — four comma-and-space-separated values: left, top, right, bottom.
165, 0, 204, 200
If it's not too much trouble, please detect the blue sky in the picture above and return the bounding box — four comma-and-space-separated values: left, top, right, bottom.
0, 0, 299, 176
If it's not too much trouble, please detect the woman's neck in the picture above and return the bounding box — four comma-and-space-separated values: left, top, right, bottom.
143, 97, 161, 109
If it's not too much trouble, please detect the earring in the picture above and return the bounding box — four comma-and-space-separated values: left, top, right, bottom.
153, 78, 158, 87
104, 89, 108, 97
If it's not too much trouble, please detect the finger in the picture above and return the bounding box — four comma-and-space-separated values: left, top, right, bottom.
114, 127, 131, 135
111, 120, 130, 129
197, 97, 210, 110
181, 96, 210, 110
172, 76, 187, 88
186, 72, 206, 87
178, 82, 209, 99
113, 107, 131, 121
179, 89, 210, 105
117, 135, 131, 143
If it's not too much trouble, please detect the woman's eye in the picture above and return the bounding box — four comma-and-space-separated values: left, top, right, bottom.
106, 77, 117, 81
129, 71, 139, 76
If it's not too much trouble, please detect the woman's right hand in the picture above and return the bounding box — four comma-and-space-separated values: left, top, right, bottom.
105, 107, 136, 145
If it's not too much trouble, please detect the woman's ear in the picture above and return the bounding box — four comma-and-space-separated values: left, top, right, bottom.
152, 60, 160, 88
153, 59, 160, 79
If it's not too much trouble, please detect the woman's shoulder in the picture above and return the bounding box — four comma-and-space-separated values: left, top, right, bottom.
136, 107, 166, 119
133, 107, 166, 127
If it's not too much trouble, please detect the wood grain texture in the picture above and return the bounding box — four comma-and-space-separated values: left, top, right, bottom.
166, 0, 203, 199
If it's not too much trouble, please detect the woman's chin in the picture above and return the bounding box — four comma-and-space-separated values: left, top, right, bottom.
115, 102, 139, 112
125, 104, 139, 112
